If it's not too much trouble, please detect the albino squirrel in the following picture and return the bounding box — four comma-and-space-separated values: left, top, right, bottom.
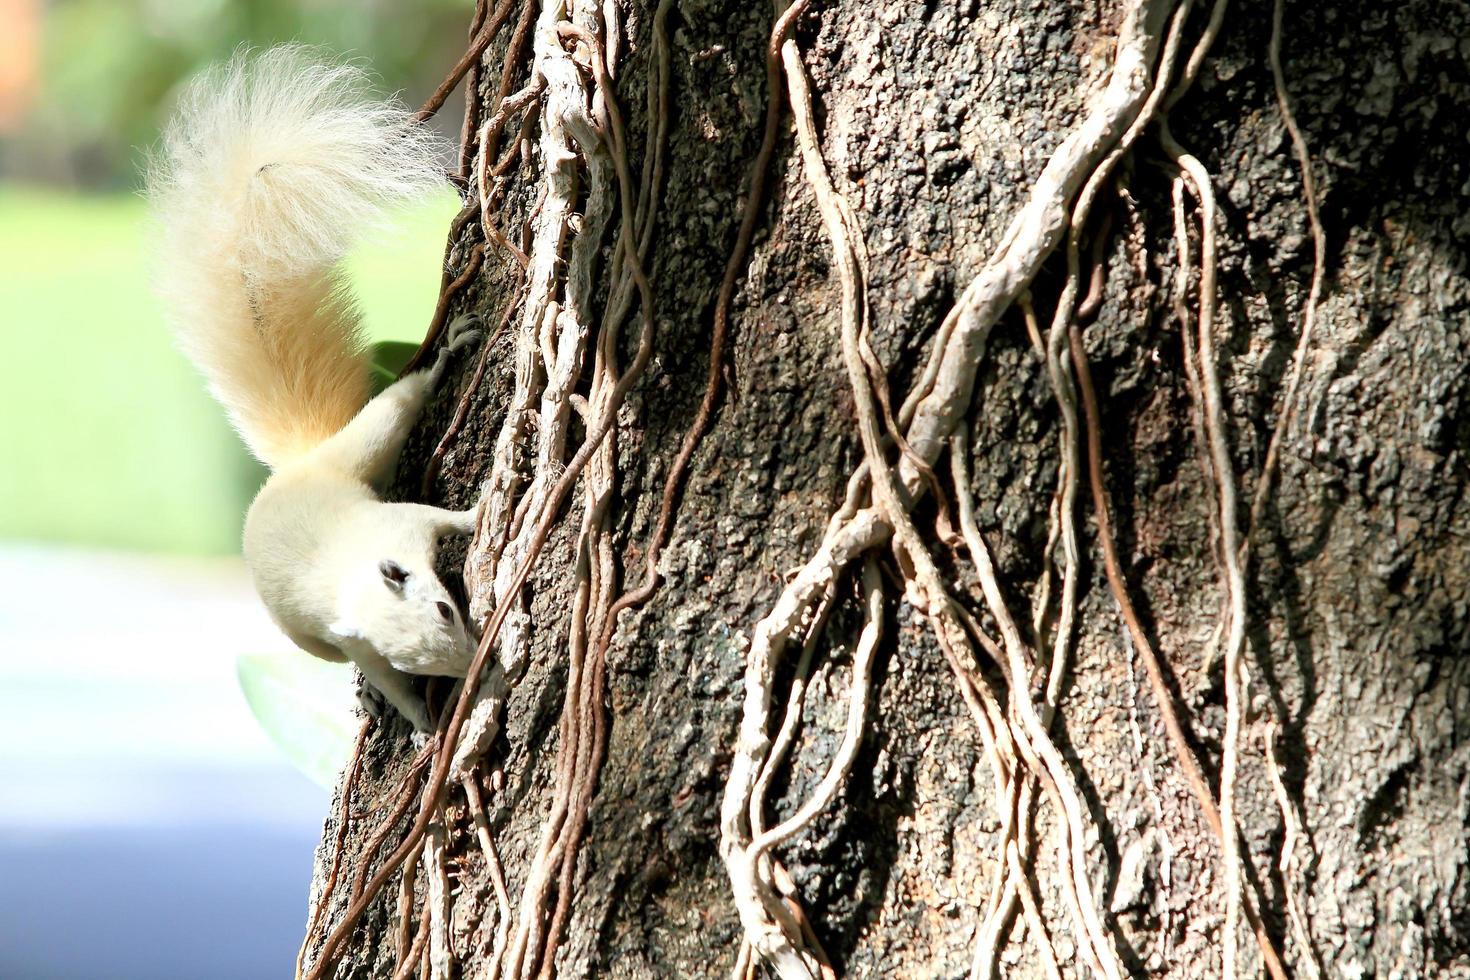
149, 47, 482, 731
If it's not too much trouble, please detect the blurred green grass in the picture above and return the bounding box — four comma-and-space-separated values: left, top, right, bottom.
0, 184, 460, 555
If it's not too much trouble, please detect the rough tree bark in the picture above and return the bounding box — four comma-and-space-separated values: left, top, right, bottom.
296, 1, 1470, 978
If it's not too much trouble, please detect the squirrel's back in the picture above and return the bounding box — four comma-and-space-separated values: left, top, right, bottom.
148, 46, 445, 468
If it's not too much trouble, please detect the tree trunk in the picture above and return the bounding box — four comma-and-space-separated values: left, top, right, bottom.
297, 1, 1470, 978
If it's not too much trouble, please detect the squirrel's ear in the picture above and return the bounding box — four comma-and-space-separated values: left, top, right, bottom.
379, 559, 409, 592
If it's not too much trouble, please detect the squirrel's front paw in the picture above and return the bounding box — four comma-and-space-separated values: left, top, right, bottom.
445, 313, 483, 353
357, 677, 432, 733
429, 314, 484, 387
356, 679, 387, 722
400, 697, 433, 734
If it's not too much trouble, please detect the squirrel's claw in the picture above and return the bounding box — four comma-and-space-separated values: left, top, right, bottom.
429, 314, 484, 387
356, 678, 387, 722
445, 313, 483, 352
356, 676, 432, 733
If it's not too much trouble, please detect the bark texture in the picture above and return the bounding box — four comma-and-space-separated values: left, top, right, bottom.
298, 1, 1470, 977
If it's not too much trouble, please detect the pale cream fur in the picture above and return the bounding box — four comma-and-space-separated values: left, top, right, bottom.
149, 47, 479, 730
149, 45, 444, 466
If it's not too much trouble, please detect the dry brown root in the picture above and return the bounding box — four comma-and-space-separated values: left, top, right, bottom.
1166, 0, 1229, 112
423, 279, 526, 496
424, 815, 454, 978
719, 4, 1187, 978
296, 720, 370, 979
1264, 723, 1322, 978
306, 1, 667, 973
1069, 251, 1288, 980
395, 837, 427, 974
1009, 836, 1065, 980
1120, 642, 1177, 959
303, 1, 1328, 977
415, 0, 514, 124
393, 908, 432, 980
549, 10, 667, 950
348, 740, 436, 904
464, 773, 514, 979
498, 10, 675, 976
383, 733, 464, 980
716, 0, 1324, 977
956, 428, 1061, 980
1162, 126, 1251, 979
1086, 4, 1299, 974
1023, 15, 1252, 966
751, 560, 883, 853
1245, 0, 1327, 553
1252, 14, 1328, 968
424, 4, 675, 977
749, 596, 833, 837
744, 561, 884, 971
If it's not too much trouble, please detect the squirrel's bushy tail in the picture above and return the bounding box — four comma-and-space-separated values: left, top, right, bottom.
148, 46, 445, 468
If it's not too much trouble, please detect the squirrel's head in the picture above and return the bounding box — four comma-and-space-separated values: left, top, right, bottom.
331, 558, 476, 676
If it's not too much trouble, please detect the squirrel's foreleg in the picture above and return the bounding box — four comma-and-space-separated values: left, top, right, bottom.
352, 650, 432, 733
316, 315, 483, 487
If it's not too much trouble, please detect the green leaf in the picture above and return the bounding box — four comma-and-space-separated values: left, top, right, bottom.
236, 653, 358, 790
367, 340, 421, 394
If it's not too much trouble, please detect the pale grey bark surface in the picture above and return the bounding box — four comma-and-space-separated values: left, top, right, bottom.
300, 1, 1470, 977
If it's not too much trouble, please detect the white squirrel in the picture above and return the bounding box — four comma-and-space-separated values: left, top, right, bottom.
148, 47, 483, 731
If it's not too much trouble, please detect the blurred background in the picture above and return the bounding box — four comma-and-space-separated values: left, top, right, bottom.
0, 1, 473, 976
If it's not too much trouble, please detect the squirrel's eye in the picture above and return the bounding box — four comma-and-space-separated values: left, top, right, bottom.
436, 601, 454, 623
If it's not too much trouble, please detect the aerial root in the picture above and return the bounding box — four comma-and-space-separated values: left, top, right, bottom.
416, 0, 517, 125
304, 0, 1329, 975
395, 837, 428, 975
423, 279, 527, 496
1245, 0, 1326, 554
464, 772, 514, 979
304, 0, 672, 972
1252, 14, 1328, 969
387, 728, 462, 980
1010, 835, 1065, 980
718, 2, 1187, 977
424, 814, 455, 978
296, 720, 371, 979
1162, 127, 1254, 980
1264, 724, 1323, 978
406, 0, 533, 378
1070, 217, 1289, 978
393, 908, 433, 980
405, 237, 488, 377
476, 78, 546, 268
414, 4, 681, 976
748, 561, 883, 864
1120, 641, 1177, 956
717, 0, 1315, 976
504, 8, 682, 976
350, 740, 437, 903
956, 426, 1065, 980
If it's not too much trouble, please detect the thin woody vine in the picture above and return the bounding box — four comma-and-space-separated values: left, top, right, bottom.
293, 0, 1331, 978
